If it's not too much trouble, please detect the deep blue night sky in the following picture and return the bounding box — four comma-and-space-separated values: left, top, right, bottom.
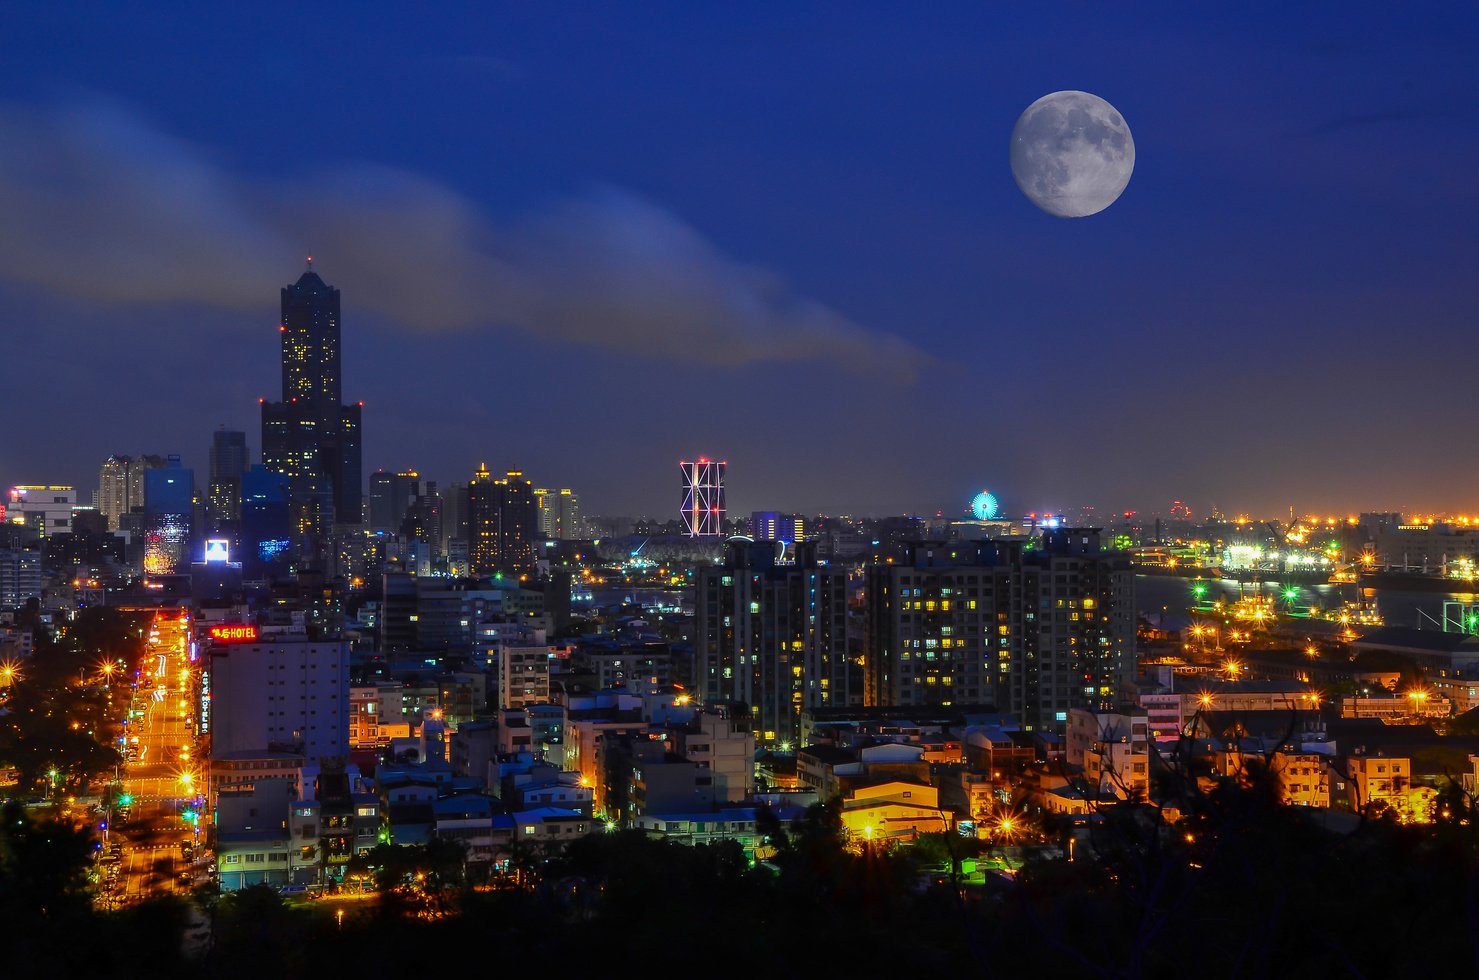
2, 4, 1477, 520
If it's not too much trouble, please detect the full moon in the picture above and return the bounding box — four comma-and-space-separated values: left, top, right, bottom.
1010, 91, 1134, 218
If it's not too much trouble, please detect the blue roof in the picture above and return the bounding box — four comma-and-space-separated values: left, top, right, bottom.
515, 806, 584, 822
432, 794, 494, 817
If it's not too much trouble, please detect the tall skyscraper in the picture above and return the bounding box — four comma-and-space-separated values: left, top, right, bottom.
680, 458, 726, 537
99, 455, 168, 532
495, 467, 536, 574
240, 465, 293, 573
468, 465, 497, 575
368, 469, 420, 532
864, 530, 1134, 733
694, 540, 853, 749
260, 264, 363, 546
208, 429, 250, 521
98, 456, 132, 531
468, 464, 536, 576
401, 480, 441, 546
534, 487, 580, 539
440, 481, 470, 574
142, 455, 194, 575
128, 455, 167, 523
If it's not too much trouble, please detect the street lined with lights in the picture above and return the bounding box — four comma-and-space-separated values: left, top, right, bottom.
104, 610, 203, 906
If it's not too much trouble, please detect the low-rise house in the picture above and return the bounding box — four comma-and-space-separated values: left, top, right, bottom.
511, 806, 592, 854
433, 794, 498, 873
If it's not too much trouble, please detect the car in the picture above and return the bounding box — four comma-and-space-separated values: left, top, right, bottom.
278, 884, 308, 896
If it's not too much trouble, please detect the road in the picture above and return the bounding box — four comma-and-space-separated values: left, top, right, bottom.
98, 610, 206, 907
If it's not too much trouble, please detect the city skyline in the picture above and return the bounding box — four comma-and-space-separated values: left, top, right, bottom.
3, 6, 1479, 517
6, 9, 1479, 967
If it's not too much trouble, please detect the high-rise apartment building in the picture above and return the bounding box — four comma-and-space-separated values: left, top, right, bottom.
260, 265, 363, 544
208, 429, 250, 521
751, 511, 806, 544
468, 464, 536, 576
495, 468, 536, 572
864, 530, 1134, 733
534, 488, 580, 539
208, 631, 350, 762
693, 540, 853, 749
501, 645, 552, 709
468, 465, 498, 575
680, 458, 726, 537
0, 548, 42, 609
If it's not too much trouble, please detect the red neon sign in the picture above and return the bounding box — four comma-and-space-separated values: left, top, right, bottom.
210, 625, 259, 643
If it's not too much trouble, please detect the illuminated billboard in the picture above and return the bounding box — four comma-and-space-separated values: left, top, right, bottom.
209, 625, 259, 643
203, 538, 231, 563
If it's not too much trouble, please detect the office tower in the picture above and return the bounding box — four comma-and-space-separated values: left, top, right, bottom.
208, 429, 250, 521
208, 631, 350, 761
441, 482, 469, 546
240, 464, 293, 573
260, 264, 363, 545
680, 458, 726, 537
368, 469, 421, 532
144, 456, 193, 516
4, 486, 77, 538
693, 540, 852, 749
468, 464, 536, 576
128, 455, 167, 520
440, 481, 470, 574
864, 530, 1134, 733
98, 456, 132, 531
534, 488, 580, 539
140, 456, 194, 575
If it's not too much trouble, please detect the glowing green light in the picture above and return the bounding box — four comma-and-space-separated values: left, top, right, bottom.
1284, 589, 1298, 600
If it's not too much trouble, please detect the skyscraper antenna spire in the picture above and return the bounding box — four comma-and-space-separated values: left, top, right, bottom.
305, 254, 314, 271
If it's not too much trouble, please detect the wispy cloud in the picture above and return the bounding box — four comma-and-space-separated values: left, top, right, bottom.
0, 98, 927, 378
